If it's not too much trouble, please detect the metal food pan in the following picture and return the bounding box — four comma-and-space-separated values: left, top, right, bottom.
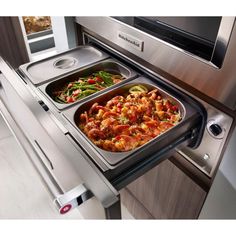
62, 76, 202, 176
39, 59, 138, 110
19, 45, 110, 85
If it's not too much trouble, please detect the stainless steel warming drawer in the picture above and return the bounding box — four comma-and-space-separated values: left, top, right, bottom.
0, 42, 207, 218
62, 76, 205, 183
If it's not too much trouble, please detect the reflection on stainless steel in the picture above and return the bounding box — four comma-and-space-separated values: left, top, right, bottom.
19, 45, 109, 85
76, 17, 236, 110
0, 57, 121, 216
53, 57, 78, 69
39, 58, 138, 110
211, 17, 235, 67
147, 17, 221, 42
0, 94, 63, 200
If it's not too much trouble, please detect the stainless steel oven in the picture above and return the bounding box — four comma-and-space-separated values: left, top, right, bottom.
0, 16, 235, 219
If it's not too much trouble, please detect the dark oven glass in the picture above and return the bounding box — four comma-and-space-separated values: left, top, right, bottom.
114, 17, 222, 61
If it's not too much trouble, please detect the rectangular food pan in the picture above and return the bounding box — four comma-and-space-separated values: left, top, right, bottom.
19, 45, 109, 85
62, 76, 204, 178
39, 58, 138, 110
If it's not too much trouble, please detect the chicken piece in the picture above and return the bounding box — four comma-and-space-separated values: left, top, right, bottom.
87, 128, 106, 140
96, 109, 105, 120
158, 121, 174, 132
114, 135, 138, 151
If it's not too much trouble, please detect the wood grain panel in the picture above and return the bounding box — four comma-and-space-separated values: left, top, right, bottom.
0, 17, 29, 68
120, 188, 153, 219
125, 159, 207, 219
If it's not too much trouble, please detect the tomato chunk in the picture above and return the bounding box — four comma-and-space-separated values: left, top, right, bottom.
87, 79, 96, 84
66, 96, 74, 103
95, 76, 103, 83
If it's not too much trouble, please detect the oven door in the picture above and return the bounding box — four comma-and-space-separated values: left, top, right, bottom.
0, 57, 121, 219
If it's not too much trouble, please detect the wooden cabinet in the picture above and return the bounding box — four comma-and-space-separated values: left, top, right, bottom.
120, 159, 207, 219
0, 17, 29, 68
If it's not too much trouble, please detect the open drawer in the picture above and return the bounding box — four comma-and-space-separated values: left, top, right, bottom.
0, 52, 206, 218
62, 76, 206, 188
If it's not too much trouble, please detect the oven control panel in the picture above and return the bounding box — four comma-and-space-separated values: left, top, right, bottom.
177, 101, 233, 178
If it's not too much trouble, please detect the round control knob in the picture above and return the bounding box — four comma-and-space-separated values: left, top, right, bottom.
209, 124, 222, 136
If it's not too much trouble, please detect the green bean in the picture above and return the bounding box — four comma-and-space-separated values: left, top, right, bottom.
55, 96, 66, 103
82, 89, 97, 96
54, 71, 123, 104
94, 71, 114, 86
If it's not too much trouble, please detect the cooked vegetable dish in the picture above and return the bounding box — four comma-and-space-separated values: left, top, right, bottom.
53, 71, 124, 103
78, 85, 182, 152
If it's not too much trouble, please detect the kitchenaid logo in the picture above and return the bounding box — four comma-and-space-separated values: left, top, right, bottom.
118, 32, 144, 51
118, 33, 140, 47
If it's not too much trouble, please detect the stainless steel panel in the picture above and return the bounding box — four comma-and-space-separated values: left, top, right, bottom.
0, 103, 92, 215
0, 112, 12, 139
211, 17, 235, 67
0, 95, 63, 200
76, 17, 236, 110
19, 45, 109, 85
177, 101, 233, 177
38, 58, 138, 110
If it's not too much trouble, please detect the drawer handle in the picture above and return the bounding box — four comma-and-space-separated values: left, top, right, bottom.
54, 184, 93, 214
